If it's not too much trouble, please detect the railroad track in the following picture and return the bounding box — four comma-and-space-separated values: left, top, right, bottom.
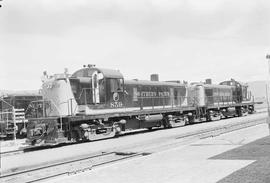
0, 111, 267, 157
0, 149, 24, 156
0, 114, 267, 183
114, 116, 267, 154
0, 151, 151, 183
0, 142, 74, 157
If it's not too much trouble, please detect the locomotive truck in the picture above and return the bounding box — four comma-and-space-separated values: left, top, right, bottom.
27, 65, 255, 145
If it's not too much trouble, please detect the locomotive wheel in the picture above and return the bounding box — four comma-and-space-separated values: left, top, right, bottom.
209, 114, 221, 121
187, 115, 194, 124
70, 131, 79, 142
71, 128, 82, 142
115, 125, 122, 136
162, 118, 169, 128
160, 116, 173, 128
167, 119, 175, 128
206, 112, 212, 122
184, 118, 189, 125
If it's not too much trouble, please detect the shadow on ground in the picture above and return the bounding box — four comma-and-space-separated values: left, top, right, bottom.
210, 135, 270, 183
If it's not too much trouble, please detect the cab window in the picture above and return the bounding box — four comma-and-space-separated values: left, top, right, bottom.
109, 78, 123, 92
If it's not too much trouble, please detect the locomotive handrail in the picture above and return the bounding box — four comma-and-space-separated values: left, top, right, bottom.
24, 100, 48, 118
31, 99, 65, 119
77, 87, 93, 105
29, 99, 69, 132
57, 98, 78, 116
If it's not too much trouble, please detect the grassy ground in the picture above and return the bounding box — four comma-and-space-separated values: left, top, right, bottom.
211, 135, 270, 183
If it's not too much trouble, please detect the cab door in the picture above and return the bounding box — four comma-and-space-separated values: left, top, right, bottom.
92, 71, 100, 104
106, 78, 124, 108
235, 85, 243, 103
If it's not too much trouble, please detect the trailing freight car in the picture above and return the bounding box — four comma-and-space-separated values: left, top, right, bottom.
0, 92, 42, 138
27, 65, 255, 145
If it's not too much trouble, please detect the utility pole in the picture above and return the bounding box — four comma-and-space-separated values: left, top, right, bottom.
266, 54, 270, 134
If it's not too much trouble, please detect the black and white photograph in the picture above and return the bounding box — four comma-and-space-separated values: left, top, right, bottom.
1, 0, 270, 182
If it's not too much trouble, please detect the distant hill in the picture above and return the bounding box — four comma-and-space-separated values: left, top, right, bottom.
248, 80, 270, 99
247, 80, 270, 109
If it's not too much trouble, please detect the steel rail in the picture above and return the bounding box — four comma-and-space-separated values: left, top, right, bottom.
175, 117, 266, 140
0, 116, 267, 183
1, 151, 113, 177
120, 117, 267, 154
0, 111, 267, 157
0, 151, 150, 183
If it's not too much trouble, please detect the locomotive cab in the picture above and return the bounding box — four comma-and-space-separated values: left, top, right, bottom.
220, 79, 250, 103
70, 66, 125, 111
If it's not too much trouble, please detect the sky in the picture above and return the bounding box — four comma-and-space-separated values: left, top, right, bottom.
0, 0, 270, 90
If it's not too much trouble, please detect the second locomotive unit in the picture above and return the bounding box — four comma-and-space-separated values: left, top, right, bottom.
27, 65, 255, 145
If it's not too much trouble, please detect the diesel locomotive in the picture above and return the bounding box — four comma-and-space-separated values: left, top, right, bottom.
27, 65, 255, 145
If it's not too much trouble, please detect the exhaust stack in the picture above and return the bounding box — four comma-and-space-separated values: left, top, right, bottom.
150, 74, 159, 81
205, 79, 212, 84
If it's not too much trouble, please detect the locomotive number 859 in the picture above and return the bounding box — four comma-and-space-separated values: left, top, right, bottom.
27, 65, 255, 145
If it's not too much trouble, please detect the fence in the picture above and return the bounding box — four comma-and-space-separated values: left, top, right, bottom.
0, 107, 26, 139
